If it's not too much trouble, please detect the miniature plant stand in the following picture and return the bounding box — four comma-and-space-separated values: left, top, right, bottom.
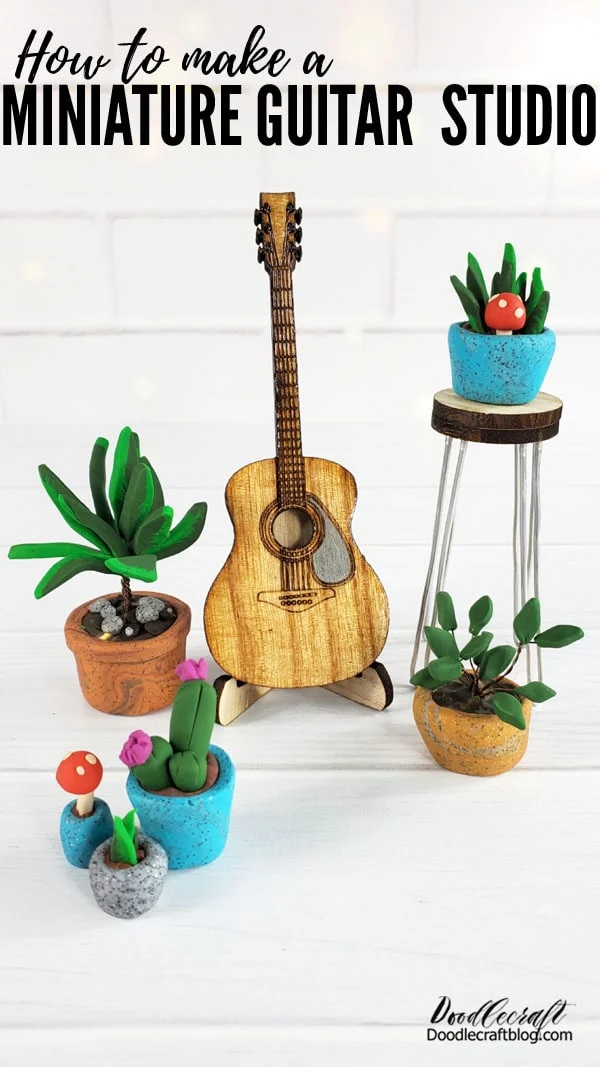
213, 663, 394, 726
410, 389, 563, 684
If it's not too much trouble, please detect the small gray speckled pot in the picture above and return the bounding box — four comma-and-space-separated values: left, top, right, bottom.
88, 834, 168, 919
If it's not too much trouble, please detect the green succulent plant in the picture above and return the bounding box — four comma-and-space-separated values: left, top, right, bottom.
410, 592, 583, 730
125, 660, 216, 793
450, 243, 550, 335
8, 426, 207, 610
110, 809, 139, 867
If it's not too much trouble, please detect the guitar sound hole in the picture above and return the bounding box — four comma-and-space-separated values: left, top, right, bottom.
272, 507, 315, 549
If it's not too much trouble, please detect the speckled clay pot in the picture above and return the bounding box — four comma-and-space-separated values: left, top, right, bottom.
448, 323, 556, 404
59, 797, 113, 868
64, 592, 191, 716
126, 744, 235, 869
89, 833, 168, 919
413, 685, 532, 776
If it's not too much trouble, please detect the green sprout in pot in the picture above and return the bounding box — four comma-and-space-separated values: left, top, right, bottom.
8, 425, 207, 640
450, 243, 550, 336
89, 808, 169, 919
410, 591, 584, 730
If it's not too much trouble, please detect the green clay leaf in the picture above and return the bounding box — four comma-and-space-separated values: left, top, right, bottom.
122, 809, 137, 840
436, 591, 457, 632
534, 624, 584, 648
139, 456, 165, 511
133, 506, 174, 555
515, 271, 528, 301
490, 271, 502, 297
89, 437, 114, 525
427, 656, 463, 683
499, 242, 517, 293
105, 554, 157, 582
9, 542, 108, 561
156, 502, 207, 560
111, 815, 138, 866
38, 464, 112, 553
514, 681, 557, 703
109, 427, 140, 521
513, 597, 541, 644
526, 266, 545, 313
58, 494, 127, 558
523, 290, 550, 334
34, 555, 110, 599
479, 644, 516, 681
118, 461, 155, 543
424, 625, 459, 660
492, 691, 526, 730
459, 631, 493, 660
450, 275, 484, 333
466, 252, 489, 309
409, 668, 439, 690
468, 595, 493, 635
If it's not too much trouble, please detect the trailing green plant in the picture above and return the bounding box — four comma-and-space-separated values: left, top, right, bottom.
120, 658, 216, 793
110, 809, 139, 866
8, 426, 207, 613
410, 592, 583, 730
450, 243, 550, 335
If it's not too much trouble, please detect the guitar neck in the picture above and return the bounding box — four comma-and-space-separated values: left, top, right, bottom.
270, 266, 306, 506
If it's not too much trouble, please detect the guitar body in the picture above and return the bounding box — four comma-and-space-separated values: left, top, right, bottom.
204, 456, 389, 689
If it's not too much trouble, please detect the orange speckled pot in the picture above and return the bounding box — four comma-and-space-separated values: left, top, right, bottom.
64, 592, 191, 716
413, 683, 532, 777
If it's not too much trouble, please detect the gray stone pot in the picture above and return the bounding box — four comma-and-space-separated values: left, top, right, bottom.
88, 834, 168, 919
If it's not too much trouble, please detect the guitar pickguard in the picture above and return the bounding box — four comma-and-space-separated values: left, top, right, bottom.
309, 498, 354, 585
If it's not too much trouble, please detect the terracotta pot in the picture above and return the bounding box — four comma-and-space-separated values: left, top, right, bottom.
413, 683, 532, 777
64, 592, 191, 716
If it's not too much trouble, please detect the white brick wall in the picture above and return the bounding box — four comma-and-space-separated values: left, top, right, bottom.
1, 0, 599, 631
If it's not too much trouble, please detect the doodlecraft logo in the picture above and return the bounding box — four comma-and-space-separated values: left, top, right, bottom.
427, 996, 573, 1046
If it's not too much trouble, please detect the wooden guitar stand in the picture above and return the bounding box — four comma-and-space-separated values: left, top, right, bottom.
213, 661, 394, 726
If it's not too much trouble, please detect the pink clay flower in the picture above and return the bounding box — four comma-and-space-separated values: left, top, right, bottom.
119, 729, 153, 768
175, 657, 209, 683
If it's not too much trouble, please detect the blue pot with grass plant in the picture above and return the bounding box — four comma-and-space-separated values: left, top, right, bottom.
449, 243, 555, 405
120, 658, 235, 870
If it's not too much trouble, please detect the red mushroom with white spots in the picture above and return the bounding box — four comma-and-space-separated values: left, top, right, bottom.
56, 750, 103, 817
485, 292, 527, 336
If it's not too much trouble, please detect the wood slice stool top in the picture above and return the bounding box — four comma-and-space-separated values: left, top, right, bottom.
431, 389, 563, 445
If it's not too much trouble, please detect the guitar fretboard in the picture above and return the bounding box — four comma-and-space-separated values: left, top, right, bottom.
270, 267, 306, 506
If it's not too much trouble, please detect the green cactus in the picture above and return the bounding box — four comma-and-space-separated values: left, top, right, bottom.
128, 664, 216, 794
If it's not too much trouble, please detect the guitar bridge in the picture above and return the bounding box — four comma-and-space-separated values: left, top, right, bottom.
257, 589, 335, 613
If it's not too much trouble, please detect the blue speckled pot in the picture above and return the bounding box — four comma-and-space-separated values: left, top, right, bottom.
59, 797, 113, 869
448, 323, 556, 404
126, 744, 235, 870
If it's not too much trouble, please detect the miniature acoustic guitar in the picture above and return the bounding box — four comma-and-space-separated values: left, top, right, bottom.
204, 192, 389, 690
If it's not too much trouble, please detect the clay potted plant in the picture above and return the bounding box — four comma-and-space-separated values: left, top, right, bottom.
410, 592, 583, 776
120, 657, 235, 869
9, 426, 207, 715
449, 243, 555, 404
89, 808, 168, 919
56, 749, 113, 867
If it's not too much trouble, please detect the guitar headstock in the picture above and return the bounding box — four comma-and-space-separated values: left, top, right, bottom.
255, 192, 303, 273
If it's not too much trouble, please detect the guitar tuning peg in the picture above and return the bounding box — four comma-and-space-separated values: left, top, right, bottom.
294, 208, 303, 224
295, 226, 303, 243
257, 247, 266, 264
286, 201, 294, 213
255, 228, 263, 245
294, 245, 303, 262
253, 208, 262, 226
